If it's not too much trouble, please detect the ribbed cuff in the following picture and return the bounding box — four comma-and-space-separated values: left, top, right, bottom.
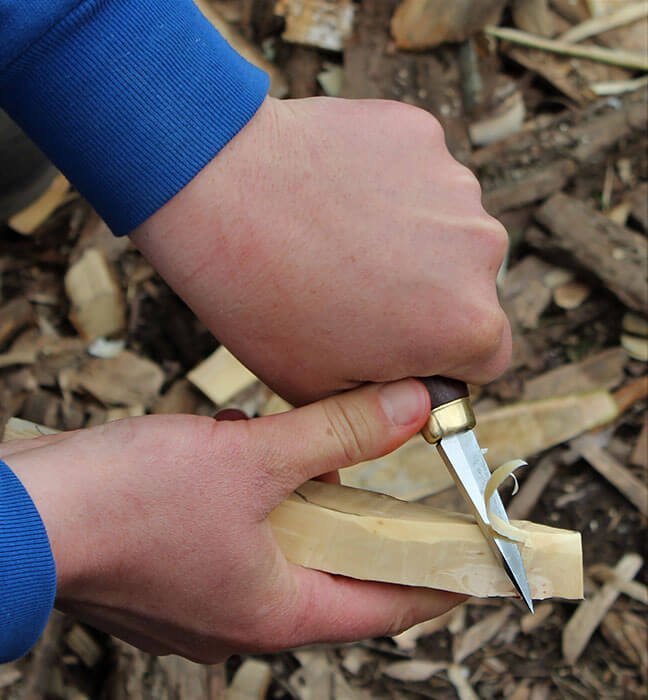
0, 0, 269, 235
0, 460, 56, 663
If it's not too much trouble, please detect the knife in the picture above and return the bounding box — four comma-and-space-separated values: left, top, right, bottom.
419, 376, 534, 613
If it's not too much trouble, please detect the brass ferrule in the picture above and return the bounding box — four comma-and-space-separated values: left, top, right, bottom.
421, 397, 476, 444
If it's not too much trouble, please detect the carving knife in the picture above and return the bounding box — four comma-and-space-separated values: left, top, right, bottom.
419, 376, 534, 613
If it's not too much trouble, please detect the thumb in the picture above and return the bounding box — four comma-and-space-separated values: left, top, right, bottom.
252, 379, 430, 500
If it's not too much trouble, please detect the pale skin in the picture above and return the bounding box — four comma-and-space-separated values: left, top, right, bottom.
6, 96, 511, 660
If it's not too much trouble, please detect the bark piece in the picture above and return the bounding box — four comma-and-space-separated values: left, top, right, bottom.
521, 347, 627, 401
274, 0, 355, 51
0, 297, 34, 349
65, 248, 126, 341
188, 345, 258, 407
225, 659, 272, 700
270, 480, 583, 600
563, 553, 643, 664
535, 193, 647, 311
601, 611, 648, 679
572, 434, 648, 516
391, 0, 506, 50
453, 607, 511, 662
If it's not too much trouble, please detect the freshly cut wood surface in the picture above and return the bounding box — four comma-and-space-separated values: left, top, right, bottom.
188, 345, 258, 406
270, 481, 583, 600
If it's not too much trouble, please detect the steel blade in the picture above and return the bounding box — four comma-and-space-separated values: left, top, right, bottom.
437, 430, 534, 612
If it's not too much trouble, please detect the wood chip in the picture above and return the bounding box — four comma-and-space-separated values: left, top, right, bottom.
553, 281, 591, 309
65, 625, 103, 668
341, 646, 372, 674
392, 609, 457, 650
623, 312, 648, 337
8, 172, 70, 235
0, 665, 21, 689
382, 660, 447, 682
153, 378, 202, 415
563, 552, 643, 664
535, 193, 647, 312
601, 610, 648, 677
513, 0, 555, 36
572, 434, 648, 516
453, 607, 512, 663
275, 0, 355, 51
64, 248, 126, 341
621, 334, 648, 361
391, 0, 506, 49
60, 351, 164, 407
225, 659, 272, 700
188, 346, 257, 406
558, 2, 648, 44
521, 602, 554, 633
588, 564, 648, 605
447, 663, 479, 700
521, 347, 627, 401
630, 422, 647, 468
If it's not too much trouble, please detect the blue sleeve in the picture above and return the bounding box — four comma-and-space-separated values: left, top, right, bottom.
0, 459, 57, 663
0, 0, 269, 236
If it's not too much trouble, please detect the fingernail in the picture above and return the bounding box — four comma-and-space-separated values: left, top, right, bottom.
379, 380, 426, 426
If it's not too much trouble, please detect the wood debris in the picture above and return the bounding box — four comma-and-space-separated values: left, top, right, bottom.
447, 663, 480, 700
453, 607, 511, 663
558, 2, 648, 44
65, 625, 103, 668
64, 248, 126, 341
382, 659, 447, 682
563, 552, 643, 664
270, 480, 583, 599
521, 602, 554, 633
391, 0, 506, 50
572, 434, 648, 516
225, 659, 272, 700
274, 0, 355, 51
0, 297, 34, 348
535, 193, 647, 312
188, 345, 258, 407
7, 172, 70, 235
588, 564, 648, 606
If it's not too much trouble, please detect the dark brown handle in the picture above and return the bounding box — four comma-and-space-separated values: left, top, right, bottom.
418, 376, 469, 410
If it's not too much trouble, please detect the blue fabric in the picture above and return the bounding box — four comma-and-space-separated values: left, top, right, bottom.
0, 459, 56, 663
0, 0, 269, 235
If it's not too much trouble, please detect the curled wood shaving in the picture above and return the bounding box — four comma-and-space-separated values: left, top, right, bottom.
485, 459, 530, 543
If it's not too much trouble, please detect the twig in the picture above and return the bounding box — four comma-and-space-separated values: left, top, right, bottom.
485, 25, 648, 71
558, 2, 648, 44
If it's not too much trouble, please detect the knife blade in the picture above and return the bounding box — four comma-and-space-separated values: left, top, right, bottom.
419, 377, 534, 613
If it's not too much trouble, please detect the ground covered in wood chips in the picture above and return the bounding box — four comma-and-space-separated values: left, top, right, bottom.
1, 0, 646, 698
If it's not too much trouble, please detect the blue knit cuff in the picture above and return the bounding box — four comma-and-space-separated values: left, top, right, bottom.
0, 0, 269, 235
0, 459, 56, 663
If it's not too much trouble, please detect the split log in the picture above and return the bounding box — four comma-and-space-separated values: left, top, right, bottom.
535, 193, 647, 312
270, 480, 583, 600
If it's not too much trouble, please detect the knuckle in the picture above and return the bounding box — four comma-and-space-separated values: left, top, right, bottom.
322, 398, 369, 465
470, 305, 509, 360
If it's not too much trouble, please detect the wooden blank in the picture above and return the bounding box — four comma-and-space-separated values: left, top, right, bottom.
270, 481, 583, 600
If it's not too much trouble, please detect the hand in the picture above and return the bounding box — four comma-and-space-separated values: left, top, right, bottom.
3, 380, 463, 662
131, 96, 511, 405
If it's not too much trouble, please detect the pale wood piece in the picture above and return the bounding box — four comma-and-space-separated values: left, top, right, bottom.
392, 609, 457, 649
65, 625, 103, 668
275, 0, 355, 51
562, 553, 643, 664
391, 0, 506, 49
270, 481, 583, 600
513, 0, 555, 36
452, 607, 511, 662
64, 249, 126, 341
224, 659, 272, 700
343, 390, 619, 499
558, 2, 648, 43
0, 665, 22, 690
193, 0, 287, 97
382, 659, 446, 682
572, 434, 648, 516
521, 347, 627, 402
535, 193, 647, 312
447, 663, 479, 700
506, 457, 557, 521
485, 25, 648, 70
593, 74, 648, 96
3, 416, 58, 441
588, 564, 648, 605
188, 346, 257, 406
521, 602, 554, 633
602, 611, 648, 678
8, 173, 70, 235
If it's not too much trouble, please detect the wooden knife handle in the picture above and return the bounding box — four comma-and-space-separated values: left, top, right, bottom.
418, 376, 469, 410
